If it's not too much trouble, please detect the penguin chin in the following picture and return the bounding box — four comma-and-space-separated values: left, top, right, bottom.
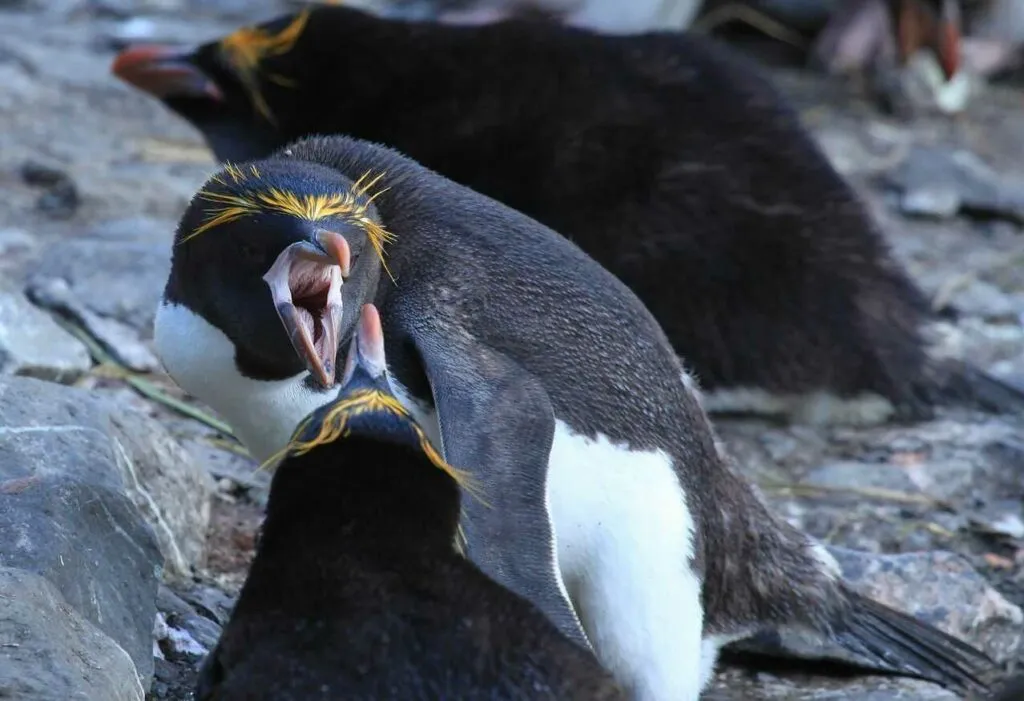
263, 242, 346, 389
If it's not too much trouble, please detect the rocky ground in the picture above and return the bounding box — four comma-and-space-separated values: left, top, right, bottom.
1, 1, 1024, 700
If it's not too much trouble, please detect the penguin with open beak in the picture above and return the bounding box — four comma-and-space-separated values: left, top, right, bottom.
194, 302, 627, 701
155, 134, 998, 701
113, 5, 1024, 428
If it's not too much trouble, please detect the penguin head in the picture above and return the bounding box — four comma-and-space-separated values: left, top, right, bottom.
110, 6, 369, 161
167, 153, 393, 389
273, 302, 470, 496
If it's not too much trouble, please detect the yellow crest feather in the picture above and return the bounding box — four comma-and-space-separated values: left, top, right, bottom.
259, 388, 488, 507
218, 10, 311, 122
183, 167, 396, 273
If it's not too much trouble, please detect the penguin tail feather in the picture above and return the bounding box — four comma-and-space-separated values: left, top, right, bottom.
928, 358, 1024, 416
834, 591, 998, 696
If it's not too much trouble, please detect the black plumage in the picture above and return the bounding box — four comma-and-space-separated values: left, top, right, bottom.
112, 4, 1023, 424
196, 303, 626, 701
171, 135, 997, 697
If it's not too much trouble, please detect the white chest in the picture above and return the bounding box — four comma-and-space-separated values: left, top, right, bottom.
155, 301, 713, 700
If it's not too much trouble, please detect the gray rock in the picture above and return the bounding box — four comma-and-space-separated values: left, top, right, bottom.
156, 586, 224, 654
0, 228, 35, 258
26, 238, 171, 334
886, 146, 1024, 223
0, 284, 91, 382
940, 279, 1019, 321
803, 461, 919, 494
0, 473, 160, 687
707, 669, 960, 700
0, 376, 215, 583
0, 375, 216, 683
727, 548, 1022, 683
829, 548, 1023, 661
0, 567, 144, 701
85, 216, 175, 244
29, 276, 161, 373
107, 407, 214, 584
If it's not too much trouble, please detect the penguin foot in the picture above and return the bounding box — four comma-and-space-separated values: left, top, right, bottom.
833, 590, 997, 695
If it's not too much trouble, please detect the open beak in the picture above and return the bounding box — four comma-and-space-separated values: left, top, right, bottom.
111, 44, 224, 101
262, 230, 352, 388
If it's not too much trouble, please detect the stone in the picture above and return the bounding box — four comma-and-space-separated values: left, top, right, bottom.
803, 461, 919, 494
156, 586, 225, 654
726, 548, 1023, 682
0, 375, 216, 683
26, 238, 171, 333
829, 548, 1023, 662
106, 407, 214, 584
0, 567, 144, 701
148, 657, 197, 701
19, 159, 80, 220
0, 283, 91, 382
707, 669, 960, 700
886, 146, 1024, 224
0, 473, 160, 687
0, 228, 35, 258
941, 279, 1019, 321
29, 276, 162, 373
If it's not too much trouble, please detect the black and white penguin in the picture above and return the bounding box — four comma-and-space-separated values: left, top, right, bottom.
155, 135, 996, 700
194, 302, 627, 701
112, 5, 1024, 426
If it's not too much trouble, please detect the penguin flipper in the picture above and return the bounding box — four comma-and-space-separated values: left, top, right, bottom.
832, 590, 997, 695
408, 319, 589, 648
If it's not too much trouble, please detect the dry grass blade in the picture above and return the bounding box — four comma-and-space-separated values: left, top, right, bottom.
136, 138, 214, 164
760, 478, 954, 511
691, 3, 810, 49
53, 315, 237, 438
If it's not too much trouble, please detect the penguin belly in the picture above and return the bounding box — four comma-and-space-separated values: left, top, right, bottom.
545, 420, 707, 701
391, 382, 711, 701
153, 302, 332, 464
155, 302, 712, 699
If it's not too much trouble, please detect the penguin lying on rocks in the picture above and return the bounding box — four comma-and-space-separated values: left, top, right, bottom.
194, 302, 627, 701
113, 5, 1024, 427
154, 135, 997, 701
336, 0, 705, 33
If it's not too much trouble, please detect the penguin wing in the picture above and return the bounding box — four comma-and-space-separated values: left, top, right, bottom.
409, 322, 590, 649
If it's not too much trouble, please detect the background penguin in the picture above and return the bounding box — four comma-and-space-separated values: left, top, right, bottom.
333, 0, 705, 32
155, 134, 997, 701
112, 5, 1024, 427
194, 302, 627, 701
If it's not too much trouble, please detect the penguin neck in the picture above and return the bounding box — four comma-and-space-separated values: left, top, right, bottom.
258, 437, 462, 563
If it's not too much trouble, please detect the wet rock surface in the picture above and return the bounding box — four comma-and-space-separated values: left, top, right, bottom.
1, 1, 1024, 700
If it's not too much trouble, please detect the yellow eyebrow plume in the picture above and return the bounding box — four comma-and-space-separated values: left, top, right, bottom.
260, 387, 488, 506
183, 167, 396, 272
218, 10, 311, 122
